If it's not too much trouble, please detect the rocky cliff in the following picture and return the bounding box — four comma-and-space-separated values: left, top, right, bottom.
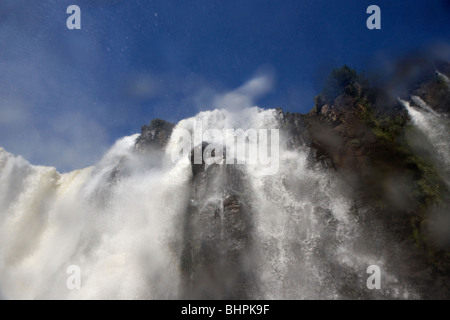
289, 65, 450, 298
136, 64, 450, 298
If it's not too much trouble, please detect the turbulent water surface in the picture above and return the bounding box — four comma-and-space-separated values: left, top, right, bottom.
0, 106, 445, 299
402, 97, 450, 187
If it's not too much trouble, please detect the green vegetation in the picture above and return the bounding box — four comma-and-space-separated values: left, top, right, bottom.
368, 113, 443, 205
349, 138, 361, 147
306, 65, 450, 287
402, 154, 442, 206
362, 105, 444, 205
312, 65, 446, 207
371, 116, 405, 143
411, 217, 423, 248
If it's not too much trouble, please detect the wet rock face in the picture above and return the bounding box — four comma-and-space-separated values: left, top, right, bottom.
135, 118, 175, 152
278, 65, 450, 298
189, 142, 227, 177
189, 142, 209, 177
130, 63, 450, 298
412, 71, 450, 114
284, 112, 309, 150
182, 148, 255, 299
285, 92, 377, 176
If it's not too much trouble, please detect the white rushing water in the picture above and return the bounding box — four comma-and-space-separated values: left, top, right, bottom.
401, 98, 450, 186
436, 70, 450, 88
0, 107, 414, 299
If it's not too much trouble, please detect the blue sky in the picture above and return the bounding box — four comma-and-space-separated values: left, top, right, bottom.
1, 0, 449, 171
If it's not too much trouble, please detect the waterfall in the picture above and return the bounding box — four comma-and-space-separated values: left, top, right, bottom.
401, 98, 450, 187
0, 107, 417, 299
411, 96, 439, 116
0, 136, 192, 299
436, 70, 450, 88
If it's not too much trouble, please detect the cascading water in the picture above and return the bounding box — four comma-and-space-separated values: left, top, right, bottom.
436, 70, 450, 88
401, 97, 450, 187
411, 96, 439, 116
0, 135, 192, 299
0, 107, 417, 299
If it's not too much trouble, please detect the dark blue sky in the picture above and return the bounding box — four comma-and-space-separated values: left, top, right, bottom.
1, 0, 449, 171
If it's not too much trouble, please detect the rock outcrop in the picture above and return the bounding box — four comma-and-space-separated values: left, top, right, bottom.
181, 145, 254, 299
133, 63, 450, 298
135, 118, 175, 152
280, 65, 450, 298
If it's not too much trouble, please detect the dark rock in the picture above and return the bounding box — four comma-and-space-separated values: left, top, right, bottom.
276, 64, 450, 298
190, 141, 226, 177
180, 162, 256, 299
136, 63, 450, 298
135, 118, 175, 152
412, 70, 450, 114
